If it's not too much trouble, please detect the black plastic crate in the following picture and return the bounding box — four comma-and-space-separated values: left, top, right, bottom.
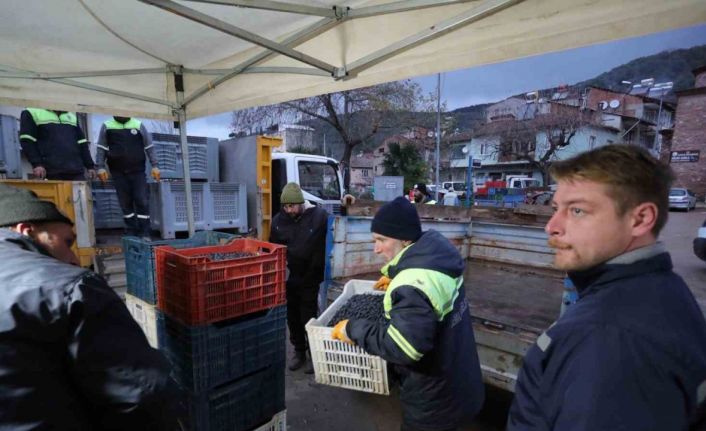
178, 362, 286, 431
158, 305, 287, 392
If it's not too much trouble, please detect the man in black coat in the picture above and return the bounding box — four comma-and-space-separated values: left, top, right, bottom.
508, 145, 706, 430
0, 183, 176, 430
269, 182, 329, 373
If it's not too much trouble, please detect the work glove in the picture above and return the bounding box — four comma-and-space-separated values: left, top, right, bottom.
32, 166, 46, 179
331, 320, 354, 345
97, 169, 109, 183
373, 275, 391, 291
151, 167, 161, 181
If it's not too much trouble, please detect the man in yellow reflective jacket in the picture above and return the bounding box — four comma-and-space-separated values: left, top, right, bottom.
332, 196, 484, 431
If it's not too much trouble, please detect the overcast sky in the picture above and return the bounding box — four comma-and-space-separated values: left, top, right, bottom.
93, 23, 706, 141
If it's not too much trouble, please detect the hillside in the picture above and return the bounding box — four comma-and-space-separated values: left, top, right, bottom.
576, 44, 706, 92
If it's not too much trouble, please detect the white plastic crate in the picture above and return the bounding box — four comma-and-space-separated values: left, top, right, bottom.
252, 409, 286, 431
305, 280, 389, 395
125, 294, 159, 348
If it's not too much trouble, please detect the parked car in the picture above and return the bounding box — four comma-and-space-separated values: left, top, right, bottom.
695, 218, 706, 262
668, 188, 697, 211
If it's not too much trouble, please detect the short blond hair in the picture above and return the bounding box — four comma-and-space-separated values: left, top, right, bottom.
549, 144, 674, 235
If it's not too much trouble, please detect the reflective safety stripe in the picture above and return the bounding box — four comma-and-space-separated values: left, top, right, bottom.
384, 268, 462, 321
20, 134, 37, 142
96, 144, 109, 151
104, 118, 141, 130
77, 139, 88, 144
123, 213, 136, 218
425, 200, 436, 205
144, 144, 154, 150
27, 108, 77, 126
136, 214, 150, 219
537, 332, 552, 352
387, 325, 423, 361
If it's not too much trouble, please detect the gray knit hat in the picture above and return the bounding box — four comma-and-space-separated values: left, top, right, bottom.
280, 182, 305, 204
0, 184, 73, 227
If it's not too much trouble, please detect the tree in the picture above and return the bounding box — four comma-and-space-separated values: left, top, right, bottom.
477, 103, 591, 184
231, 80, 432, 189
382, 142, 428, 192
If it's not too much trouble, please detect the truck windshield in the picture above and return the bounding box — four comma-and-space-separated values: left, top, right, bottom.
298, 161, 341, 200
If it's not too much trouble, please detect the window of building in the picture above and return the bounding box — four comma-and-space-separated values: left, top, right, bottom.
362, 169, 369, 177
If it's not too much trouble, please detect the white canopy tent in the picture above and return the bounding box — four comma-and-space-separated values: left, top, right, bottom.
2, 0, 704, 234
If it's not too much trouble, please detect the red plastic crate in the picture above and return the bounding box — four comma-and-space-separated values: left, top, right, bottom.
155, 238, 286, 325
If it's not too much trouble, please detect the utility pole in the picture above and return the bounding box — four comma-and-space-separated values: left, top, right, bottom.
435, 73, 441, 202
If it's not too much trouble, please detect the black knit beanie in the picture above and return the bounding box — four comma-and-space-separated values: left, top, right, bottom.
0, 184, 73, 227
371, 196, 421, 241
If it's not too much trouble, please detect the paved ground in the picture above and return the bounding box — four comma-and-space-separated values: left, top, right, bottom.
661, 206, 706, 310
284, 207, 706, 431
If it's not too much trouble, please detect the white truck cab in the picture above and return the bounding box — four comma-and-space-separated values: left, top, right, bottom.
271, 152, 343, 215
505, 175, 542, 189
219, 135, 344, 238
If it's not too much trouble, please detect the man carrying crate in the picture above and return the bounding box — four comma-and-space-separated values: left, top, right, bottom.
270, 182, 329, 373
95, 116, 160, 238
331, 196, 484, 431
0, 183, 177, 430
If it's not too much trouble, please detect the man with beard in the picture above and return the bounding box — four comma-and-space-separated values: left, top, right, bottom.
508, 144, 706, 430
269, 182, 329, 373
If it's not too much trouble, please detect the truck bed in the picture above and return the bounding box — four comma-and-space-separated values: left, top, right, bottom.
466, 260, 563, 334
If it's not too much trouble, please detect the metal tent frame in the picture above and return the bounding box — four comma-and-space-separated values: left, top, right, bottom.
3, 0, 516, 235
1, 0, 703, 235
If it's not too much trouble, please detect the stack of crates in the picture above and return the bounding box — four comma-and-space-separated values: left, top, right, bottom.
148, 133, 248, 239
91, 132, 248, 238
122, 231, 238, 346
92, 181, 124, 229
154, 237, 288, 431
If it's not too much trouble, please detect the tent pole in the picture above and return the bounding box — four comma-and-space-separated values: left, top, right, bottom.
177, 108, 196, 237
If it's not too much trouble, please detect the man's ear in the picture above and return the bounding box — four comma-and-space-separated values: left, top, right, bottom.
629, 202, 658, 237
11, 222, 35, 237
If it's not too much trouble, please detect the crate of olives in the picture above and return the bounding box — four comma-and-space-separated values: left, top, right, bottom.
305, 280, 389, 395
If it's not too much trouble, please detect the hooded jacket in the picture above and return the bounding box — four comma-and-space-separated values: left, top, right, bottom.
0, 229, 176, 430
347, 230, 484, 430
508, 245, 706, 430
